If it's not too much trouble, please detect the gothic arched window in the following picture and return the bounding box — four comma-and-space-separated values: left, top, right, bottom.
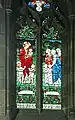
16, 0, 65, 112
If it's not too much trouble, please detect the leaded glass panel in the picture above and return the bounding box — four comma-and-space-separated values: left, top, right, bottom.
42, 27, 62, 110
16, 23, 37, 109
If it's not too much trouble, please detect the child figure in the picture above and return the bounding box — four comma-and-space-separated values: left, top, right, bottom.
28, 48, 33, 56
44, 49, 53, 84
28, 64, 35, 83
16, 61, 25, 83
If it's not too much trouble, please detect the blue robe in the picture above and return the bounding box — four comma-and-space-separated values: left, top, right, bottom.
52, 56, 61, 82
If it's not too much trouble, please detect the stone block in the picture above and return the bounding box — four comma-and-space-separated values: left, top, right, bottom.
0, 66, 5, 79
0, 46, 5, 67
0, 106, 5, 115
0, 79, 5, 89
0, 8, 5, 46
0, 115, 6, 120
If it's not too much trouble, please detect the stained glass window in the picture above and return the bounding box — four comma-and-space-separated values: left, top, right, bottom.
16, 0, 64, 110
16, 23, 37, 109
42, 28, 62, 109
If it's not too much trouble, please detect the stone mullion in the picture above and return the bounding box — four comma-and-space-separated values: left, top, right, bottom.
68, 21, 73, 110
71, 16, 75, 109
68, 14, 75, 116
67, 20, 71, 119
36, 24, 42, 114
74, 20, 75, 109
5, 8, 12, 118
10, 12, 16, 107
62, 21, 69, 114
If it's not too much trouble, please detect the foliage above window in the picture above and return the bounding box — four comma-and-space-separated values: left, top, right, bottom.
42, 26, 59, 40
16, 24, 36, 39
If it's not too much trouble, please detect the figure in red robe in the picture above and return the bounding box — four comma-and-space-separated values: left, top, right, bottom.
19, 41, 33, 77
45, 49, 53, 66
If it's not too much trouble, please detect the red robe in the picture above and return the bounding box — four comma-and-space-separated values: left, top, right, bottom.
19, 48, 32, 77
45, 55, 52, 65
